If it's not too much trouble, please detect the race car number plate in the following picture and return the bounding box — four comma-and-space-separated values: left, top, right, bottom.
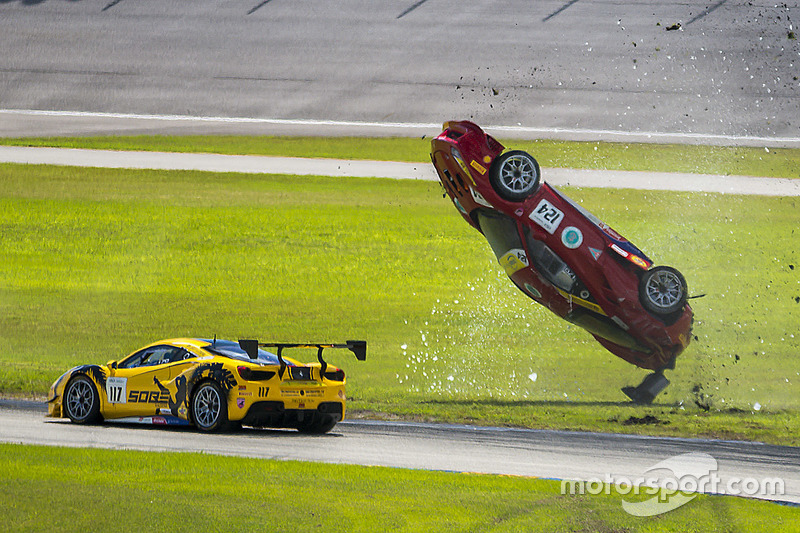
529, 199, 564, 234
106, 377, 127, 404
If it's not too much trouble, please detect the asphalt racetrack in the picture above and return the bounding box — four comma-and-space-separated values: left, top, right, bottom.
2, 399, 799, 505
1, 0, 799, 142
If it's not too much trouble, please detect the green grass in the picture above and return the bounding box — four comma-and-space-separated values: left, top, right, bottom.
1, 162, 798, 444
1, 443, 796, 532
1, 134, 799, 179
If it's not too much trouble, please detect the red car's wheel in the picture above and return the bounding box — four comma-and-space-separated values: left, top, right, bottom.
489, 150, 541, 201
639, 266, 688, 316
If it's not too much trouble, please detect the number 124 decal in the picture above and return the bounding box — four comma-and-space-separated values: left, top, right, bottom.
529, 199, 564, 234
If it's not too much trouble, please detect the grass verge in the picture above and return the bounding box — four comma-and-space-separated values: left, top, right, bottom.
1, 443, 796, 532
1, 134, 799, 179
1, 163, 798, 444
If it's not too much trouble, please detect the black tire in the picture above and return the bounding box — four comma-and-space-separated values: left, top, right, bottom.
639, 266, 688, 316
297, 416, 338, 435
489, 150, 541, 201
64, 375, 102, 424
191, 381, 229, 432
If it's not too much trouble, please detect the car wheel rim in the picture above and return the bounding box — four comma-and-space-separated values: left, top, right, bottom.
500, 155, 537, 192
645, 270, 683, 310
67, 380, 93, 420
195, 386, 221, 428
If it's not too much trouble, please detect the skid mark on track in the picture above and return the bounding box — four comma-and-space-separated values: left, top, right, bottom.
686, 0, 729, 26
397, 0, 430, 19
248, 0, 275, 15
543, 0, 581, 22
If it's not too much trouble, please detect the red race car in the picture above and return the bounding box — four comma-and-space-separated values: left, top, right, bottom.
430, 121, 693, 403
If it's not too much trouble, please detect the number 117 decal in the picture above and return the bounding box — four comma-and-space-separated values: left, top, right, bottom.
106, 377, 127, 404
529, 199, 564, 234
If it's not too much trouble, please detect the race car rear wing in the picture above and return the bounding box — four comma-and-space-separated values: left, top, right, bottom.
237, 339, 366, 379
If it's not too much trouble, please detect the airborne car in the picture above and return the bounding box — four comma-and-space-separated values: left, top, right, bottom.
48, 338, 366, 433
430, 121, 693, 403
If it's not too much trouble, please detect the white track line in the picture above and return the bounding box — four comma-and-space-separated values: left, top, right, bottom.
3, 109, 800, 148
1, 145, 798, 196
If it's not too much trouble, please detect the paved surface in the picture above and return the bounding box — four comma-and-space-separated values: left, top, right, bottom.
0, 0, 798, 141
1, 400, 798, 504
1, 145, 798, 196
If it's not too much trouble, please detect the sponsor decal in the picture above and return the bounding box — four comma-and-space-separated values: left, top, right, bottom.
281, 389, 301, 397
469, 187, 493, 208
610, 243, 629, 258
106, 377, 127, 404
127, 390, 171, 404
561, 226, 583, 249
599, 222, 623, 241
589, 247, 602, 261
498, 249, 529, 276
469, 159, 487, 175
111, 416, 191, 426
237, 398, 245, 409
524, 283, 542, 299
453, 198, 468, 215
304, 390, 324, 397
482, 155, 492, 164
238, 391, 252, 397
630, 255, 649, 269
529, 199, 564, 234
238, 385, 247, 391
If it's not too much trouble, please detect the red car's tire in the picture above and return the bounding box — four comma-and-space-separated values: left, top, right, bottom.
489, 150, 541, 201
64, 375, 102, 424
639, 266, 688, 316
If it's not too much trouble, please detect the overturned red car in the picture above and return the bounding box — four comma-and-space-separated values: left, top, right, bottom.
430, 121, 693, 402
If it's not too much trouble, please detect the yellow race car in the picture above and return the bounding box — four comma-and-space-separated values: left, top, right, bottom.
47, 337, 366, 433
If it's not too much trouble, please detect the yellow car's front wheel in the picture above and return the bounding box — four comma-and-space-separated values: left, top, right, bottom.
64, 375, 101, 424
191, 381, 229, 432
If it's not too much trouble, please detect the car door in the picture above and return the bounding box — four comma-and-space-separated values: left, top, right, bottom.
153, 348, 200, 418
104, 345, 184, 419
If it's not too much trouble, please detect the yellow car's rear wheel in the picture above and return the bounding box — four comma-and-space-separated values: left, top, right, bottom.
191, 381, 229, 432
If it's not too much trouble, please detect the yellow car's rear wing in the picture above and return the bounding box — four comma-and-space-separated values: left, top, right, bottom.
237, 339, 366, 379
